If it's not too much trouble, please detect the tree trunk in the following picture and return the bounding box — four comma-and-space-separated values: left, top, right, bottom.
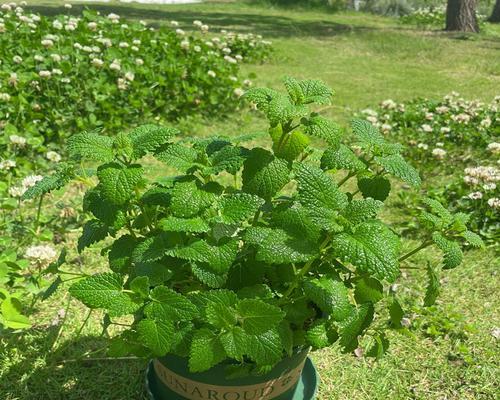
445, 0, 479, 32
489, 0, 500, 22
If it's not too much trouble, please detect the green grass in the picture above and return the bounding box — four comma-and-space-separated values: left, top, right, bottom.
1, 1, 499, 399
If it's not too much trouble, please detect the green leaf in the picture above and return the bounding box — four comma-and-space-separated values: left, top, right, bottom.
374, 154, 421, 187
137, 319, 174, 356
237, 284, 273, 300
69, 273, 139, 317
294, 78, 333, 105
321, 144, 366, 172
339, 303, 374, 352
342, 198, 383, 225
21, 164, 74, 200
236, 298, 285, 335
302, 115, 342, 146
242, 148, 290, 201
217, 193, 265, 224
145, 286, 197, 321
305, 320, 331, 349
130, 276, 150, 299
83, 188, 126, 229
154, 143, 199, 173
170, 180, 219, 218
389, 298, 404, 328
304, 277, 352, 321
167, 240, 238, 274
461, 230, 484, 248
243, 87, 281, 113
351, 119, 385, 146
272, 203, 321, 242
208, 144, 248, 175
432, 232, 463, 269
220, 326, 250, 361
97, 163, 143, 206
206, 303, 237, 329
159, 216, 210, 233
424, 263, 440, 307
422, 198, 452, 224
357, 176, 391, 202
354, 277, 383, 304
77, 219, 108, 253
191, 264, 227, 288
132, 233, 173, 263
331, 221, 400, 282
245, 227, 318, 264
189, 328, 226, 372
188, 289, 238, 312
269, 125, 310, 162
67, 131, 114, 162
128, 124, 178, 159
366, 333, 389, 359
108, 235, 136, 273
248, 329, 285, 366
1, 297, 31, 329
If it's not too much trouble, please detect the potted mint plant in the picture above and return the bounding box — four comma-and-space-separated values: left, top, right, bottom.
24, 77, 483, 400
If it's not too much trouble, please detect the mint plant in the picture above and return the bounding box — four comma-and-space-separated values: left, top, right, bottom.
24, 77, 482, 374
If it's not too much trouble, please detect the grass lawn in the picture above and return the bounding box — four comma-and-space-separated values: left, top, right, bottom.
1, 1, 499, 399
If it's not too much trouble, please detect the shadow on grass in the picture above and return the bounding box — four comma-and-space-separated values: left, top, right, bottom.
0, 328, 147, 400
26, 3, 375, 38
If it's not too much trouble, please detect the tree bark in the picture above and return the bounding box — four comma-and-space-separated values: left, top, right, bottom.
489, 0, 500, 22
445, 0, 479, 32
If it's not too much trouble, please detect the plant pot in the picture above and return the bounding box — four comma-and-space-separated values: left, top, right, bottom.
145, 348, 319, 400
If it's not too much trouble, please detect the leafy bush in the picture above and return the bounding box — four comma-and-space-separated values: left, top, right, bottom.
0, 5, 271, 146
400, 4, 487, 27
364, 0, 413, 17
19, 78, 482, 371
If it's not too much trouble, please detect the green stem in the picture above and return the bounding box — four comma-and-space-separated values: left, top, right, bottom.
399, 241, 432, 262
338, 172, 354, 187
34, 194, 45, 233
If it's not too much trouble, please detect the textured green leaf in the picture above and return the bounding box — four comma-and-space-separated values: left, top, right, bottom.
21, 164, 74, 200
97, 163, 143, 205
191, 264, 227, 288
208, 144, 248, 175
374, 154, 421, 187
67, 131, 114, 162
339, 303, 374, 352
302, 115, 342, 146
237, 284, 273, 300
422, 198, 453, 224
189, 328, 226, 372
432, 232, 463, 269
188, 289, 238, 312
242, 148, 290, 200
220, 326, 250, 361
78, 219, 108, 253
245, 227, 317, 264
321, 144, 366, 172
295, 78, 333, 105
357, 176, 391, 201
461, 230, 484, 248
69, 273, 139, 317
269, 125, 310, 161
424, 263, 440, 307
128, 124, 178, 159
170, 180, 219, 218
159, 216, 210, 233
145, 286, 197, 321
133, 262, 173, 287
236, 299, 285, 335
342, 198, 383, 225
1, 297, 31, 329
354, 277, 383, 304
389, 298, 404, 328
154, 143, 199, 173
137, 319, 174, 356
331, 221, 400, 282
108, 235, 136, 273
366, 333, 389, 359
132, 234, 173, 263
130, 276, 150, 298
248, 329, 284, 366
217, 193, 265, 224
83, 188, 127, 229
351, 119, 385, 146
272, 203, 321, 242
305, 320, 331, 348
242, 87, 280, 113
206, 303, 237, 329
304, 277, 352, 321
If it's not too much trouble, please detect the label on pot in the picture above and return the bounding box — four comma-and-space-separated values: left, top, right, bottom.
153, 357, 307, 400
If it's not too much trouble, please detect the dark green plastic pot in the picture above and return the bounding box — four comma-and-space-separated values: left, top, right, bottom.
145, 348, 319, 400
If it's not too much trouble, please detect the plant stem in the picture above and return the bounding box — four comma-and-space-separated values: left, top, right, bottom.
399, 240, 433, 262
34, 194, 45, 234
338, 172, 354, 187
51, 296, 71, 350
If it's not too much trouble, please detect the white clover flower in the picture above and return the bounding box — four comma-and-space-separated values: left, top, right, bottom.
131, 45, 139, 52
107, 13, 120, 22
170, 20, 179, 27
381, 99, 396, 109
222, 47, 231, 54
175, 28, 185, 36
109, 60, 121, 71
121, 24, 128, 29
46, 151, 61, 162
436, 142, 444, 147
381, 123, 392, 133
425, 112, 434, 120
235, 54, 243, 61
124, 72, 134, 82
22, 175, 43, 188
180, 39, 190, 50
201, 24, 209, 32
87, 21, 97, 30
52, 20, 63, 30
0, 92, 11, 102
0, 23, 6, 33
193, 20, 202, 27
50, 53, 61, 62
468, 191, 483, 200
366, 116, 378, 124
132, 39, 141, 45
431, 148, 447, 160
243, 79, 252, 87
487, 142, 500, 154
119, 41, 129, 48
487, 197, 500, 208
205, 41, 213, 48
193, 45, 201, 52
64, 3, 72, 9
61, 77, 70, 83
0, 159, 16, 170
483, 183, 496, 191
135, 58, 144, 66
417, 143, 429, 150
9, 186, 25, 197
435, 105, 449, 114
452, 113, 470, 124
481, 117, 492, 128
440, 126, 451, 134
139, 20, 147, 26
41, 39, 54, 48
421, 124, 433, 133
98, 38, 112, 48
224, 55, 237, 64
229, 76, 238, 82
24, 244, 57, 265
117, 78, 128, 90
91, 58, 104, 68
82, 46, 93, 53
39, 70, 51, 78
1, 4, 11, 11
207, 70, 216, 78
13, 55, 22, 64
233, 88, 244, 97
10, 135, 27, 146
8, 72, 17, 86
52, 68, 62, 76
362, 108, 377, 117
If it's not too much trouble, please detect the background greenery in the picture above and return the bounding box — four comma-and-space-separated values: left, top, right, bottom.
0, 1, 499, 399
